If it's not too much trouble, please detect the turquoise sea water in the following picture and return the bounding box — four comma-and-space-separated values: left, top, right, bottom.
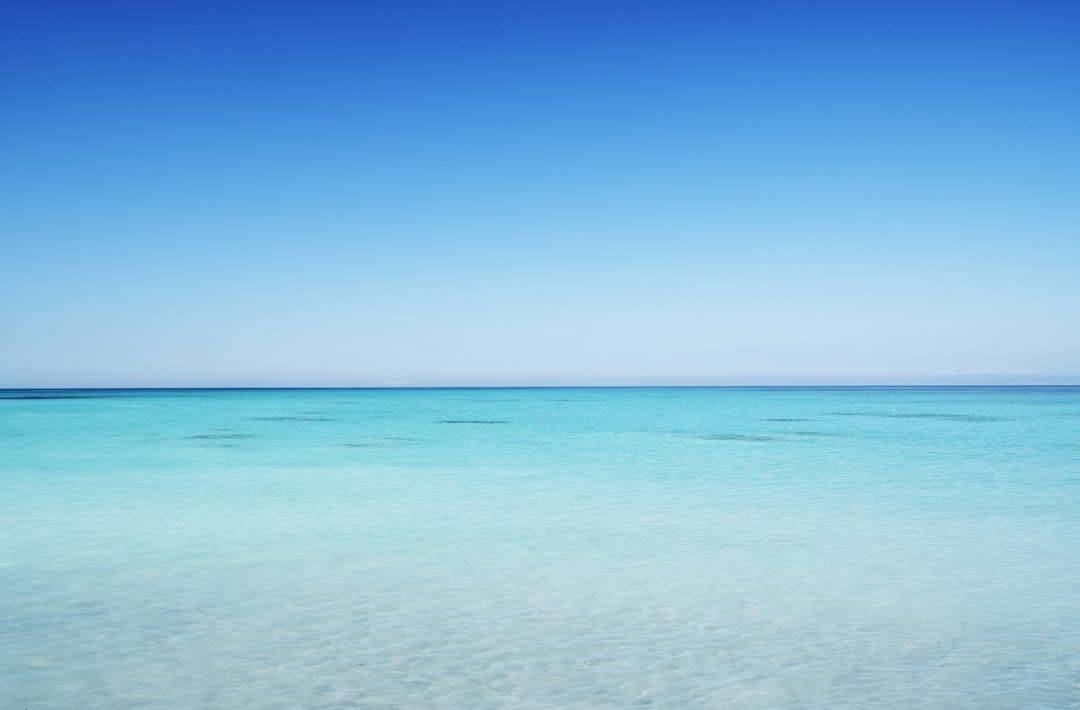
3, 386, 1079, 708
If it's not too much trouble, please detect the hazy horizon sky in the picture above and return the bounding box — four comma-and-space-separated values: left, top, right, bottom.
3, 1, 1078, 387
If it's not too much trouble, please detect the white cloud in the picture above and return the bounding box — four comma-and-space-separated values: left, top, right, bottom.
947, 368, 1036, 376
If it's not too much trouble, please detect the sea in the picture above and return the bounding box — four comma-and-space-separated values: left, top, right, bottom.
2, 386, 1079, 708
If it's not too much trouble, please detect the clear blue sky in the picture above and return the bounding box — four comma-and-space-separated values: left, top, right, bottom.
2, 0, 1077, 386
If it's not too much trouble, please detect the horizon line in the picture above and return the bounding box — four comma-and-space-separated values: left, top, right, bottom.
1, 384, 1076, 392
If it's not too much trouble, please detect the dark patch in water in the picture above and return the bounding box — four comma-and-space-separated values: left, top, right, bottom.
252, 416, 335, 422
790, 431, 840, 437
829, 412, 1005, 422
700, 434, 775, 442
183, 433, 255, 440
762, 418, 812, 422
442, 419, 511, 425
890, 414, 1006, 422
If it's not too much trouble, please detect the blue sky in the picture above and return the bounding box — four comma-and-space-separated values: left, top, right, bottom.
2, 1, 1078, 386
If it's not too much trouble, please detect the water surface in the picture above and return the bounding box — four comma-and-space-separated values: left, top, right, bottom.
3, 387, 1079, 708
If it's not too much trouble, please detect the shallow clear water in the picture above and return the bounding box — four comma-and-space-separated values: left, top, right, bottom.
3, 387, 1079, 708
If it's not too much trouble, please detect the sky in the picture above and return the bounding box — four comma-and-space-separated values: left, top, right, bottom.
2, 0, 1078, 387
